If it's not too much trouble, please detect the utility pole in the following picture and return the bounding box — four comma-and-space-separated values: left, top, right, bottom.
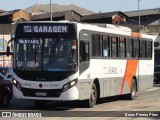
50, 0, 52, 21
138, 0, 141, 33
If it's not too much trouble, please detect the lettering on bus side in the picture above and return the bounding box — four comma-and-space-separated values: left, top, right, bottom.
103, 67, 118, 74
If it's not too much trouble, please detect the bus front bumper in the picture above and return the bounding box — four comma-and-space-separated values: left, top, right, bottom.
13, 85, 79, 101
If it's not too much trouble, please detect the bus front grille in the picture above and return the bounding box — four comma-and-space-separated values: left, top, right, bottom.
21, 88, 62, 97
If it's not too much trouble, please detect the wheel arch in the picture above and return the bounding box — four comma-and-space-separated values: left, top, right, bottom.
93, 78, 100, 99
132, 76, 138, 92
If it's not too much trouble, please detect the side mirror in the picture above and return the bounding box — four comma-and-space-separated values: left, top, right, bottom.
6, 46, 10, 56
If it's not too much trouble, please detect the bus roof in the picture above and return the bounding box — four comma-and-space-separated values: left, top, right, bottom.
17, 20, 158, 40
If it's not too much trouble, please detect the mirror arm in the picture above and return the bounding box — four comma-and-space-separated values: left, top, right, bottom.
6, 38, 14, 56
7, 38, 13, 46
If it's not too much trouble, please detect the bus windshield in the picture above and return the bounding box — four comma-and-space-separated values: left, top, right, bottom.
15, 37, 77, 71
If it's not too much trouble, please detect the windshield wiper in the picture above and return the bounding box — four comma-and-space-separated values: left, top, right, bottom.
34, 45, 37, 63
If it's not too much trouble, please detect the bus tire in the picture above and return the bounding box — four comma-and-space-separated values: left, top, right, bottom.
33, 100, 46, 108
126, 79, 136, 100
85, 82, 97, 108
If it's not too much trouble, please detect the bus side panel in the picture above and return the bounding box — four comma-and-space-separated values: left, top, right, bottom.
103, 78, 110, 97
78, 67, 93, 100
78, 58, 153, 100
110, 77, 128, 96
110, 77, 116, 96
122, 80, 130, 94
90, 59, 131, 98
139, 75, 153, 91
79, 80, 92, 100
138, 60, 154, 91
101, 77, 130, 98
116, 77, 127, 95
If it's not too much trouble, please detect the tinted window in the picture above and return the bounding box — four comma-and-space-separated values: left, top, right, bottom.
146, 41, 152, 58
140, 40, 146, 58
80, 41, 89, 62
102, 35, 110, 57
111, 36, 118, 58
126, 38, 133, 58
119, 37, 126, 58
92, 34, 101, 57
133, 39, 139, 58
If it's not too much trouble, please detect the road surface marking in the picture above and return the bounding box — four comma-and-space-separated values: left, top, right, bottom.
145, 87, 159, 91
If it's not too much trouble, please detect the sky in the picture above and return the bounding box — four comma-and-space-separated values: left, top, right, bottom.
0, 0, 160, 13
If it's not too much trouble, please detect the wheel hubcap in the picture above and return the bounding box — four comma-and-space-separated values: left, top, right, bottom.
132, 85, 136, 97
91, 88, 96, 103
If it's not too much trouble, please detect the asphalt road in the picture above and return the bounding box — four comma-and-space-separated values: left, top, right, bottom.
0, 83, 160, 120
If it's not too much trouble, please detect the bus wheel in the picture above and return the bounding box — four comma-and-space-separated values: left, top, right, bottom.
33, 100, 46, 108
127, 79, 136, 100
85, 82, 97, 108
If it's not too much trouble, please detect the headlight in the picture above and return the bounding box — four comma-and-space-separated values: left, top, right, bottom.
12, 79, 17, 84
70, 80, 76, 86
62, 79, 77, 92
12, 79, 22, 91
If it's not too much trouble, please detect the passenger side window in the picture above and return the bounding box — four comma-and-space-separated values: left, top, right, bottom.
80, 41, 89, 62
119, 37, 126, 58
92, 34, 101, 57
140, 40, 146, 58
146, 41, 152, 58
102, 35, 110, 57
111, 36, 118, 58
126, 38, 133, 58
133, 39, 139, 58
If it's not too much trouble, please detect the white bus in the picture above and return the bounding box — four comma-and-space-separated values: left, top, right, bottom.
7, 21, 156, 107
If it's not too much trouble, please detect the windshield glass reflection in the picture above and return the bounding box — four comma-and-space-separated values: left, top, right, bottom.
15, 38, 77, 71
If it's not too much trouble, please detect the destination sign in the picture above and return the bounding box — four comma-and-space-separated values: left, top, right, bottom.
18, 39, 40, 44
23, 25, 68, 33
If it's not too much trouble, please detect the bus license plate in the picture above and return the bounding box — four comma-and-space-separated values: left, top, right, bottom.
35, 92, 47, 96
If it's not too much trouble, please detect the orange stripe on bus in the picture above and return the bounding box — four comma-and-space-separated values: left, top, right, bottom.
131, 32, 142, 38
120, 60, 138, 94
